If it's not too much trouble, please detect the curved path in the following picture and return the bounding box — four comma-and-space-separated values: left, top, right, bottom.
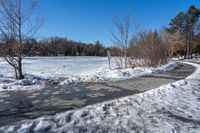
0, 62, 195, 126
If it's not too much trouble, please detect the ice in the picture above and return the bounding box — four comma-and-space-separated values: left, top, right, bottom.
0, 62, 199, 132
0, 57, 177, 91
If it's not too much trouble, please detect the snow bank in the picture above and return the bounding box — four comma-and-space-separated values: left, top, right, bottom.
0, 57, 177, 91
1, 62, 199, 132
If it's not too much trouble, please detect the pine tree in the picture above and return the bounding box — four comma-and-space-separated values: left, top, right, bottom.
166, 5, 200, 59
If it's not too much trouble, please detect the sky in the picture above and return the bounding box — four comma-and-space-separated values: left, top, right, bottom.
37, 0, 200, 46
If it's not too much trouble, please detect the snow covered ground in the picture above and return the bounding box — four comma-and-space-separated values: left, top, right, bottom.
0, 62, 199, 132
0, 57, 177, 91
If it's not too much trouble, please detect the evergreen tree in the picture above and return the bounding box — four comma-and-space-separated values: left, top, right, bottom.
166, 5, 200, 59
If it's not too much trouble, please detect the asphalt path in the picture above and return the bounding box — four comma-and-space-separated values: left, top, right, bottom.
0, 62, 195, 126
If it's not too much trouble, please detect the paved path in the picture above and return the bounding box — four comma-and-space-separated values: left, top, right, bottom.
0, 62, 195, 126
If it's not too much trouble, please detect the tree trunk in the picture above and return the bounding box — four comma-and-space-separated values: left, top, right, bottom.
17, 66, 24, 80
186, 33, 190, 60
15, 67, 24, 80
124, 48, 127, 68
15, 58, 24, 80
186, 43, 190, 59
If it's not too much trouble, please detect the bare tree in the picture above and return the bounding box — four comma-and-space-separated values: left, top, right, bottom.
0, 0, 43, 79
162, 30, 186, 59
111, 14, 131, 68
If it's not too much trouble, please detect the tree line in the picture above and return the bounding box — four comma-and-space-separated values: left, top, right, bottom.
22, 38, 108, 56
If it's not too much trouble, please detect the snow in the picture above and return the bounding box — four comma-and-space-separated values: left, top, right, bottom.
0, 57, 177, 91
0, 62, 199, 132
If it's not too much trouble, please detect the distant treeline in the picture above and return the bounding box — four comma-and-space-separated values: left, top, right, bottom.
22, 37, 116, 56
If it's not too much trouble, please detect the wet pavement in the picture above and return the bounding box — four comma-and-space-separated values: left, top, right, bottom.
0, 62, 195, 126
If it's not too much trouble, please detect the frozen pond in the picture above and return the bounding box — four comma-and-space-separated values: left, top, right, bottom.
0, 56, 110, 79
0, 56, 177, 90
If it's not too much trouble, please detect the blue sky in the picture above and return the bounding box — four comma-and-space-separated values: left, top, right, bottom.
37, 0, 199, 46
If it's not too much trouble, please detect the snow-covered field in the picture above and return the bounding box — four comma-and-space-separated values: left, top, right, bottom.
0, 57, 177, 91
0, 62, 199, 132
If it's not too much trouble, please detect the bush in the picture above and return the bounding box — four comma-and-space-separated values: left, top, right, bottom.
129, 30, 170, 67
